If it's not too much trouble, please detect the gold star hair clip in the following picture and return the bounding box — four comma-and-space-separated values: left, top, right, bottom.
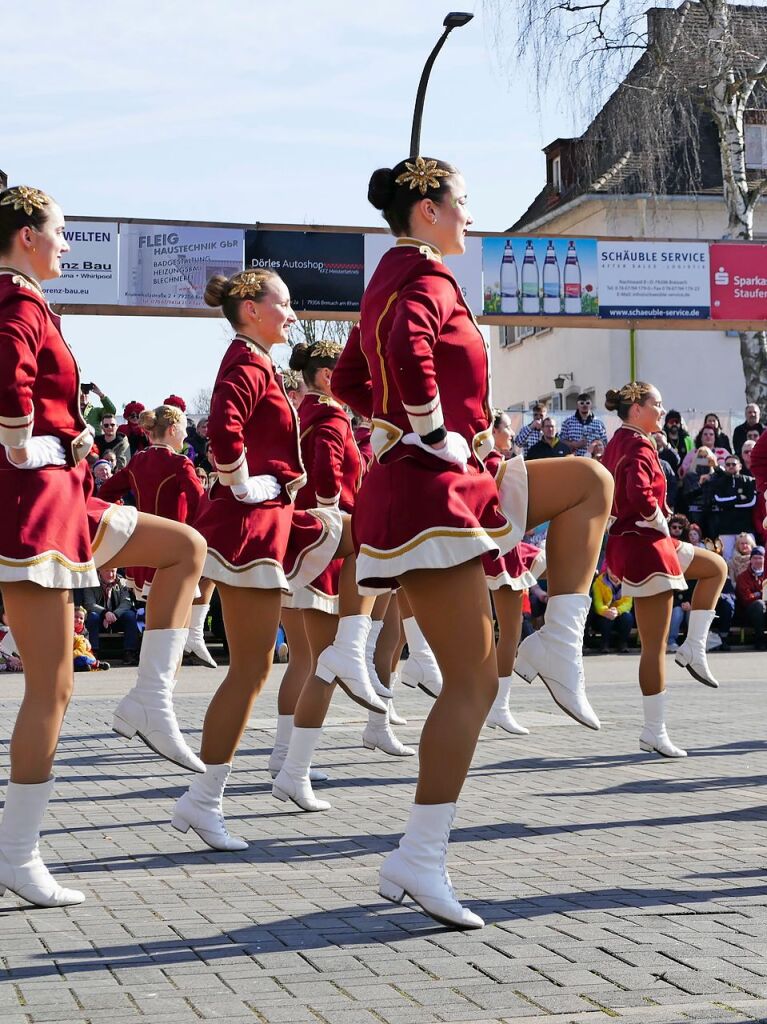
311, 340, 344, 360
394, 156, 450, 196
620, 382, 645, 404
281, 369, 302, 390
228, 271, 267, 299
0, 186, 51, 217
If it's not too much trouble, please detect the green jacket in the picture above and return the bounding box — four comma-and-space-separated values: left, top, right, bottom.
83, 395, 116, 430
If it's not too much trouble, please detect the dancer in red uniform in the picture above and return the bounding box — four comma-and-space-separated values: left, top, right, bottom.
602, 382, 726, 757
171, 269, 385, 851
98, 403, 218, 668
481, 411, 546, 736
0, 187, 205, 909
270, 342, 413, 812
331, 156, 612, 928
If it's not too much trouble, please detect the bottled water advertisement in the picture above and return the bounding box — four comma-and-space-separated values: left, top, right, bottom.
482, 237, 598, 317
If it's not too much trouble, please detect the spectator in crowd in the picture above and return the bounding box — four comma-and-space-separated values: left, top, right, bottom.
654, 431, 680, 508
688, 522, 706, 548
682, 425, 729, 474
188, 416, 209, 461
515, 402, 547, 455
195, 466, 210, 492
91, 459, 113, 491
76, 568, 141, 666
706, 454, 756, 560
95, 415, 130, 469
699, 413, 732, 453
735, 545, 767, 649
679, 447, 716, 531
663, 409, 693, 461
668, 513, 689, 541
73, 606, 110, 672
560, 394, 608, 455
591, 567, 633, 653
119, 401, 149, 454
587, 439, 605, 462
741, 438, 756, 476
733, 403, 764, 457
100, 449, 118, 472
79, 381, 116, 431
728, 532, 756, 584
526, 416, 569, 459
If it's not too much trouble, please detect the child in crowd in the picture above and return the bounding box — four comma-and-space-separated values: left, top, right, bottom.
73, 606, 110, 672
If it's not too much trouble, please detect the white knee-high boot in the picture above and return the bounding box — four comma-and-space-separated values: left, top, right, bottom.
362, 706, 415, 757
639, 691, 687, 758
316, 615, 389, 712
379, 803, 483, 929
485, 675, 529, 735
113, 628, 205, 772
365, 619, 393, 699
399, 617, 442, 697
268, 714, 329, 782
272, 728, 331, 811
184, 605, 217, 668
515, 595, 600, 730
675, 610, 719, 687
172, 763, 248, 851
0, 779, 85, 907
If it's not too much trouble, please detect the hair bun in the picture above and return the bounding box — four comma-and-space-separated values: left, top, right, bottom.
604, 389, 621, 412
368, 167, 396, 211
204, 274, 228, 308
288, 343, 310, 372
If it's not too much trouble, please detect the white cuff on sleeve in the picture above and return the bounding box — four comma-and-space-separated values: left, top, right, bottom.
0, 412, 34, 449
216, 449, 249, 486
402, 395, 444, 437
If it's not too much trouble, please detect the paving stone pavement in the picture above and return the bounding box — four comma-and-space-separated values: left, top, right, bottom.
2, 651, 767, 1024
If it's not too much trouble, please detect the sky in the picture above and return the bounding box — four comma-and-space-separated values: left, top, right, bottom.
2, 0, 577, 413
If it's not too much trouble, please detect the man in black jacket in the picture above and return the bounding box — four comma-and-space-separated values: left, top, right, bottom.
733, 404, 764, 457
526, 417, 570, 460
75, 569, 141, 666
706, 455, 756, 560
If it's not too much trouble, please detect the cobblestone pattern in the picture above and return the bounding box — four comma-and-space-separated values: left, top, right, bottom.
1, 653, 767, 1023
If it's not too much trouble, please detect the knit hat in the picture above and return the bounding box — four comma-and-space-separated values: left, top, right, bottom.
164, 394, 186, 412
123, 401, 145, 417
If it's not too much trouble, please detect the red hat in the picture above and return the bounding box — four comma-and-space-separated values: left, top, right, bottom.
123, 401, 145, 417
164, 394, 186, 412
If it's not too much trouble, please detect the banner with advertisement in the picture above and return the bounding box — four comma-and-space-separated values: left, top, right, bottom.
597, 241, 710, 319
363, 234, 484, 313
245, 230, 364, 312
482, 236, 598, 317
709, 243, 767, 320
118, 224, 243, 309
43, 221, 119, 305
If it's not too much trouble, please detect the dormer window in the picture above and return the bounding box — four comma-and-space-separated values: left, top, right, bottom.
745, 123, 767, 170
552, 155, 562, 192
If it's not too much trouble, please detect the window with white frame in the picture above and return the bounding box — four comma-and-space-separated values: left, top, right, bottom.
745, 124, 767, 169
552, 155, 562, 192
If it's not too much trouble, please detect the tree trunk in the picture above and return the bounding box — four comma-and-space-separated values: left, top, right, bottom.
703, 0, 767, 407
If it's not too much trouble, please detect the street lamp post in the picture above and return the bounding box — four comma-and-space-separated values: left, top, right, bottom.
409, 12, 474, 158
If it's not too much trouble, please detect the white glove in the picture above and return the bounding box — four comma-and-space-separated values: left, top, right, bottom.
5, 435, 67, 470
402, 430, 470, 472
634, 506, 670, 537
231, 474, 282, 504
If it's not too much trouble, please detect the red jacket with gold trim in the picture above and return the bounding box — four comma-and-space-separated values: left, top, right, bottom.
0, 271, 91, 467
207, 334, 306, 501
331, 240, 493, 465
602, 424, 670, 535
294, 392, 362, 513
98, 444, 205, 524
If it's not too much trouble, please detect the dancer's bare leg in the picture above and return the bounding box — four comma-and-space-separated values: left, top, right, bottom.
3, 585, 73, 784
686, 549, 727, 609
199, 585, 282, 765
401, 558, 497, 805
493, 588, 524, 678
634, 593, 673, 697
193, 577, 216, 607
277, 608, 311, 714
293, 611, 338, 727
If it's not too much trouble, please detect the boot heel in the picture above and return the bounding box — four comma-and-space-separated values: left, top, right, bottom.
315, 662, 336, 684
379, 877, 405, 904
112, 715, 137, 739
514, 656, 537, 684
272, 786, 289, 802
362, 739, 376, 750
639, 740, 654, 753
171, 814, 190, 833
